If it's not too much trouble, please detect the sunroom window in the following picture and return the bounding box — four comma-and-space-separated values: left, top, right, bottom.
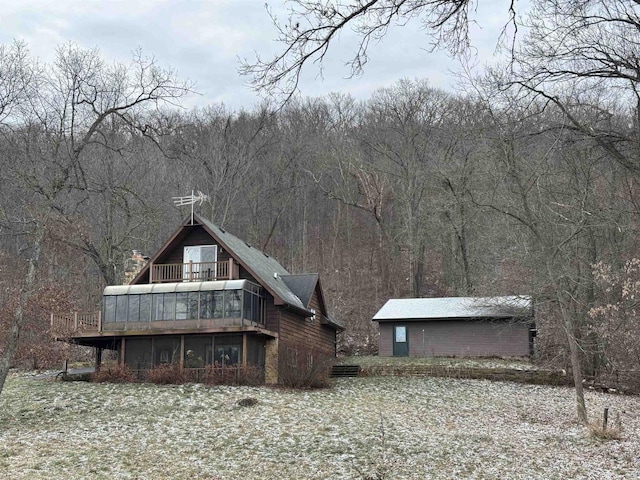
102, 280, 265, 326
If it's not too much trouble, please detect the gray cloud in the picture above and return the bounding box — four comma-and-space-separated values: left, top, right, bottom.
0, 0, 514, 110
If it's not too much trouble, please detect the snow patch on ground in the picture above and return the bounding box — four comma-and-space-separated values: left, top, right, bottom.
0, 375, 638, 479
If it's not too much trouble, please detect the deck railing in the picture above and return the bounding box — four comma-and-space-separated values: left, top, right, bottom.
51, 311, 101, 335
53, 312, 265, 336
150, 260, 232, 283
123, 365, 264, 384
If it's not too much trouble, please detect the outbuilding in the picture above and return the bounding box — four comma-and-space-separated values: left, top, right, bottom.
372, 296, 535, 358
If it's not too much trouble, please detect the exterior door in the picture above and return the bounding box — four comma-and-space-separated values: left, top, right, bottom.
183, 245, 217, 281
393, 325, 409, 357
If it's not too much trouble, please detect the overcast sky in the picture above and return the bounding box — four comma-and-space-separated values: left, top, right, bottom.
0, 0, 520, 111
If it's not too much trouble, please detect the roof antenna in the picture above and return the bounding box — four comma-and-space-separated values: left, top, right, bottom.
172, 190, 210, 225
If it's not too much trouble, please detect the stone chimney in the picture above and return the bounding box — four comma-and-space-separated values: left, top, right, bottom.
123, 250, 149, 285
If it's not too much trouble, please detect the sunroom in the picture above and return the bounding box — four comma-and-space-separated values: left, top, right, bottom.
102, 279, 266, 331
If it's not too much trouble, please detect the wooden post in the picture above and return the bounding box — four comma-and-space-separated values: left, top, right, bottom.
228, 258, 234, 280
179, 335, 185, 371
189, 260, 193, 282
149, 263, 153, 283
50, 312, 54, 328
95, 348, 102, 372
74, 312, 78, 330
120, 338, 126, 366
603, 407, 609, 431
242, 333, 247, 366
97, 310, 102, 332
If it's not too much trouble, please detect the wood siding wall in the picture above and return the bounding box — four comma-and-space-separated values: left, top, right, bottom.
378, 319, 531, 357
238, 267, 259, 287
278, 286, 336, 356
264, 296, 279, 333
279, 310, 336, 355
161, 225, 232, 265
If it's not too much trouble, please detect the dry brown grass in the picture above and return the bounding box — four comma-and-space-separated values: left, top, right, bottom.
91, 365, 136, 383
146, 364, 189, 384
588, 423, 623, 440
588, 412, 624, 441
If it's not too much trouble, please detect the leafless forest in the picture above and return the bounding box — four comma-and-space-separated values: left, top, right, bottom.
0, 2, 639, 414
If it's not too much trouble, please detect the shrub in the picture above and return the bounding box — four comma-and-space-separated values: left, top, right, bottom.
200, 365, 238, 385
91, 365, 136, 383
147, 364, 189, 385
237, 365, 264, 386
198, 364, 264, 386
92, 363, 265, 386
278, 344, 334, 389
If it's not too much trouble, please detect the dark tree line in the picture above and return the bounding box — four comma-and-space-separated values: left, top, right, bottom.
2, 66, 637, 388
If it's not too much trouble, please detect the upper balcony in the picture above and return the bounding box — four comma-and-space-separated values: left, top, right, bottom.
149, 259, 236, 283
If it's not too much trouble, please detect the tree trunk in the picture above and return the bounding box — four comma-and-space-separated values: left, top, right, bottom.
549, 261, 588, 425
561, 305, 588, 424
0, 223, 44, 395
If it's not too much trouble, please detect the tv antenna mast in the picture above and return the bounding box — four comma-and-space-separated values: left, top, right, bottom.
172, 190, 210, 225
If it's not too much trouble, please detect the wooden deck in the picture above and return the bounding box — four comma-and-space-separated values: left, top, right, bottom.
51, 312, 274, 340
51, 312, 101, 336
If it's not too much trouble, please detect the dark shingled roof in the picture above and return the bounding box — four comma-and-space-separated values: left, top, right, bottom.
280, 274, 319, 308
281, 274, 345, 330
197, 215, 308, 311
198, 218, 345, 330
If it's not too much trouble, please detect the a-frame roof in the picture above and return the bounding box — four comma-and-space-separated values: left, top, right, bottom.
197, 215, 308, 311
131, 215, 309, 313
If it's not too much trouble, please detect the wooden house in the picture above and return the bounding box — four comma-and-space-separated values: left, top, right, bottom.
51, 214, 342, 383
372, 296, 534, 358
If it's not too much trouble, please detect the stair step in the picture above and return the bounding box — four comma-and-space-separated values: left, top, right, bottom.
331, 365, 361, 378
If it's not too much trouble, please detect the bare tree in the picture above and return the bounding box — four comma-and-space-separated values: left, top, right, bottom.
508, 0, 640, 177
0, 42, 192, 395
174, 105, 277, 229
466, 93, 626, 424
241, 0, 519, 101
0, 221, 43, 394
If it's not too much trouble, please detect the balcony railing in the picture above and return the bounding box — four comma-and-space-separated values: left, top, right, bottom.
51, 312, 101, 335
150, 260, 233, 283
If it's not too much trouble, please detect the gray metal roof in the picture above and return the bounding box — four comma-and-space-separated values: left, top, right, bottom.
372, 296, 533, 321
197, 215, 307, 311
104, 280, 251, 296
